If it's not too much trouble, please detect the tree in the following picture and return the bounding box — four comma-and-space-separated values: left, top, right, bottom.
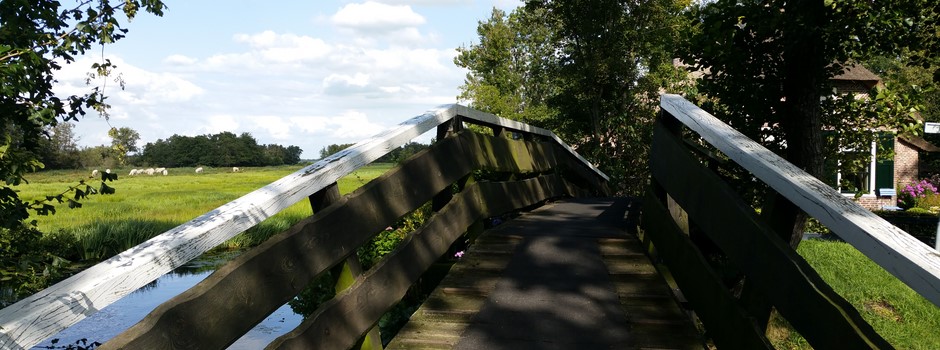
681, 0, 939, 246
109, 126, 140, 166
319, 143, 355, 159
0, 1, 165, 229
38, 122, 82, 169
0, 0, 164, 302
456, 1, 689, 194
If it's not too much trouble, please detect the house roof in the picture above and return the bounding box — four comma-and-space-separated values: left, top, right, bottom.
899, 134, 940, 152
832, 64, 882, 84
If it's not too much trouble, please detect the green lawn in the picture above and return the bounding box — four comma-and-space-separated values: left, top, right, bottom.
768, 239, 940, 349
18, 163, 394, 261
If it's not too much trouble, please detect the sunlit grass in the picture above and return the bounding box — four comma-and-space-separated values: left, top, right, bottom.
18, 163, 394, 261
767, 239, 940, 349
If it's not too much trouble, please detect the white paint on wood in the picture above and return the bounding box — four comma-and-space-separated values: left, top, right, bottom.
660, 93, 940, 307
0, 104, 602, 349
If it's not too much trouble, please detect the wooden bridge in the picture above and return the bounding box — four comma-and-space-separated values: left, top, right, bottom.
2, 96, 939, 349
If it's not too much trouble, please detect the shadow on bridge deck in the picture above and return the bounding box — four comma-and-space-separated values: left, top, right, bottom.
387, 198, 704, 350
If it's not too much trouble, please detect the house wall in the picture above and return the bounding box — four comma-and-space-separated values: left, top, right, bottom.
896, 138, 920, 188
852, 138, 919, 210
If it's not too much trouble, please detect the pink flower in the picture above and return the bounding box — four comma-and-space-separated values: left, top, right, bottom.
454, 251, 465, 258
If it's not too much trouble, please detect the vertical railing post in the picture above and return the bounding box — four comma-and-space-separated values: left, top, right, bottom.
432, 116, 463, 212
309, 182, 383, 350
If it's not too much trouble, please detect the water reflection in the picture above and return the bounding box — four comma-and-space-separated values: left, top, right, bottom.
32, 251, 303, 349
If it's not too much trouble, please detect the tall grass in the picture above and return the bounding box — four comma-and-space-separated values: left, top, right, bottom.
19, 164, 394, 262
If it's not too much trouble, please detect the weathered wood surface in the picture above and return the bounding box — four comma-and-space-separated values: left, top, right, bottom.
387, 233, 522, 350
642, 191, 773, 350
390, 198, 700, 349
269, 175, 565, 349
660, 94, 940, 307
100, 135, 475, 350
651, 124, 890, 348
0, 104, 606, 349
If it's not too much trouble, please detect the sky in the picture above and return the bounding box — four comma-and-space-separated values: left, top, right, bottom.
54, 0, 521, 159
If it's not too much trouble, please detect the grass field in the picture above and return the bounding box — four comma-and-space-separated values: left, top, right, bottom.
766, 239, 940, 349
18, 164, 394, 261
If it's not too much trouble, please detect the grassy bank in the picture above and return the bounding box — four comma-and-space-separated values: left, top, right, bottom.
18, 164, 394, 261
767, 239, 940, 349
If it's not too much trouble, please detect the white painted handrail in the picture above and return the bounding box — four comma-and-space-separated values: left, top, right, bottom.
0, 104, 606, 349
660, 93, 940, 307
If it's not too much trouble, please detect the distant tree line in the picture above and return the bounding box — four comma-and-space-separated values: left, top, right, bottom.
319, 142, 429, 164
139, 132, 302, 167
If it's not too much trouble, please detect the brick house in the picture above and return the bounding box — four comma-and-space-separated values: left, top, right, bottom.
830, 64, 940, 209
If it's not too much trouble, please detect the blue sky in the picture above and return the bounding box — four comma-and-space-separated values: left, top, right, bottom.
56, 1, 521, 159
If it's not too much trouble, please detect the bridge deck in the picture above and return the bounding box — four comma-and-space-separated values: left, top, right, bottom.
387, 198, 704, 349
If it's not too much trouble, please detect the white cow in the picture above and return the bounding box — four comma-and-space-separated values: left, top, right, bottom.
91, 169, 99, 177
129, 169, 138, 176
154, 167, 166, 173
145, 168, 155, 176
232, 167, 240, 173
162, 169, 168, 176
195, 167, 204, 173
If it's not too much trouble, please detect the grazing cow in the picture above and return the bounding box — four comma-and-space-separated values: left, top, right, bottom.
146, 168, 155, 176
154, 167, 166, 173
232, 167, 240, 173
91, 169, 99, 177
195, 167, 204, 173
162, 169, 168, 176
129, 169, 137, 176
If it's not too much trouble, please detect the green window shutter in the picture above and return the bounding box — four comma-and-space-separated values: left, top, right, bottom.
875, 133, 895, 191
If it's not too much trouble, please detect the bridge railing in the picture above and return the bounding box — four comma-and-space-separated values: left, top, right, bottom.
0, 105, 608, 350
643, 94, 940, 349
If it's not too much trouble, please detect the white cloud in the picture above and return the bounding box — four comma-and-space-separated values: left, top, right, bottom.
163, 54, 197, 66
332, 2, 425, 31
251, 116, 293, 140
291, 111, 386, 139
203, 115, 240, 134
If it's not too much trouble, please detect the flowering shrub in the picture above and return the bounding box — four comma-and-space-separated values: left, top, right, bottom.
898, 179, 938, 210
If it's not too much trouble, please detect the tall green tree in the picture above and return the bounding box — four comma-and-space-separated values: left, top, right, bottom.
456, 0, 689, 194
681, 0, 939, 246
109, 126, 140, 166
0, 0, 165, 230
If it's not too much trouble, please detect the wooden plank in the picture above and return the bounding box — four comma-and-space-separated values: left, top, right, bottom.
651, 123, 891, 349
456, 105, 609, 182
641, 190, 773, 350
100, 135, 476, 350
463, 131, 557, 174
0, 103, 603, 349
0, 105, 461, 349
660, 94, 940, 307
268, 175, 563, 350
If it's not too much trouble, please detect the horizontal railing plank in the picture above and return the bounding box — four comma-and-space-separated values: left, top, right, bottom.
660, 94, 940, 307
651, 123, 889, 348
0, 104, 606, 349
269, 175, 565, 350
641, 190, 773, 350
100, 133, 476, 350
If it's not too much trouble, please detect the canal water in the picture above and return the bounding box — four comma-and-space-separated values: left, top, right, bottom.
32, 252, 304, 349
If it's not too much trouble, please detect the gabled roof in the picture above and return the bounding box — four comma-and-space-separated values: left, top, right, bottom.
832, 64, 882, 85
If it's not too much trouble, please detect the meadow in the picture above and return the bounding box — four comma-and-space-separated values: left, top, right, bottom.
19, 164, 394, 262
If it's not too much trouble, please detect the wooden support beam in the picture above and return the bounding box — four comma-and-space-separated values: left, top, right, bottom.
641, 190, 772, 349
268, 175, 564, 350
310, 182, 382, 350
650, 122, 891, 349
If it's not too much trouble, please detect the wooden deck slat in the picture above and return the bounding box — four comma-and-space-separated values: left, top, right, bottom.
387, 198, 703, 350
